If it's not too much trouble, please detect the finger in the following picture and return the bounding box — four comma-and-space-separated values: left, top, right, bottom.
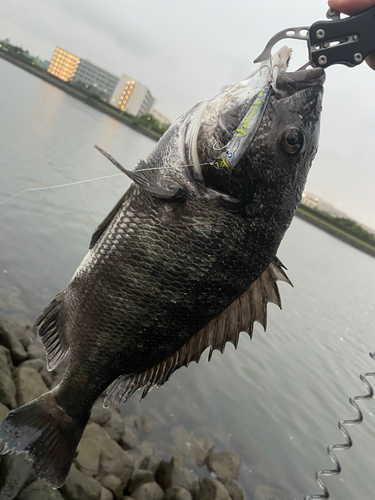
328, 0, 375, 16
366, 50, 375, 70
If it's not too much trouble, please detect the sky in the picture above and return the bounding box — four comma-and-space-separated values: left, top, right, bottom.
1, 0, 375, 229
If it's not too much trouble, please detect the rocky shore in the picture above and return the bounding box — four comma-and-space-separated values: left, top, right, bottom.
0, 318, 259, 500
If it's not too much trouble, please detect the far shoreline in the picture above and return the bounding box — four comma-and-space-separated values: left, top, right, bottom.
0, 51, 162, 143
296, 206, 375, 259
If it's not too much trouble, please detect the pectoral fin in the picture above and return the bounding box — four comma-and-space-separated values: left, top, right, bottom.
104, 258, 292, 407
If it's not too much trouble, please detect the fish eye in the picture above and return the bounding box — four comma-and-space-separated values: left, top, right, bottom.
280, 126, 305, 155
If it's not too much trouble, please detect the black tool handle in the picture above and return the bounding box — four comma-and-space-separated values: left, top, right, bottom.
310, 6, 375, 68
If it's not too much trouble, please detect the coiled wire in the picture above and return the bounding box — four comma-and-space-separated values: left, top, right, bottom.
304, 352, 375, 499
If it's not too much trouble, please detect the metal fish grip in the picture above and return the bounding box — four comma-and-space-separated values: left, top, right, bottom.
255, 7, 375, 70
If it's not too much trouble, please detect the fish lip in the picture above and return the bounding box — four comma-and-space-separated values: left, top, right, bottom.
274, 67, 325, 96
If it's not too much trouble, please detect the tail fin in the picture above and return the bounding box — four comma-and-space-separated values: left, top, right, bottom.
0, 391, 89, 489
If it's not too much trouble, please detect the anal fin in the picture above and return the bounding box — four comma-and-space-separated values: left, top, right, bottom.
104, 258, 292, 407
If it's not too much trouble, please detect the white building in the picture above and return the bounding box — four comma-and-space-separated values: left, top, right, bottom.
110, 74, 155, 117
72, 59, 119, 100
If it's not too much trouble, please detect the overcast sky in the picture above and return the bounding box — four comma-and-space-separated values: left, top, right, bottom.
1, 0, 375, 229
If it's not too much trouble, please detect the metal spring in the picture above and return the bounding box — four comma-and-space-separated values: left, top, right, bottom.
304, 352, 375, 499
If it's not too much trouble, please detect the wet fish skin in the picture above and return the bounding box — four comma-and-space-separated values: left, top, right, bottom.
0, 49, 324, 488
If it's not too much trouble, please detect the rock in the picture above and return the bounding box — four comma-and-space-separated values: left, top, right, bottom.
155, 456, 198, 493
172, 426, 214, 466
0, 345, 17, 408
139, 441, 154, 458
199, 478, 231, 500
101, 475, 123, 499
0, 402, 9, 453
75, 437, 102, 476
132, 482, 164, 500
100, 487, 114, 500
120, 425, 138, 450
61, 463, 102, 500
222, 479, 246, 500
0, 320, 28, 365
73, 422, 105, 474
128, 469, 154, 494
134, 415, 152, 434
134, 415, 153, 434
27, 338, 46, 360
138, 455, 160, 473
124, 414, 138, 428
0, 453, 34, 500
89, 399, 111, 426
18, 358, 53, 388
18, 479, 64, 500
164, 486, 192, 500
82, 422, 110, 442
207, 451, 241, 481
103, 407, 125, 442
190, 434, 214, 466
254, 484, 288, 500
15, 366, 49, 406
0, 318, 34, 348
97, 430, 134, 485
190, 435, 214, 466
0, 402, 10, 422
122, 497, 135, 500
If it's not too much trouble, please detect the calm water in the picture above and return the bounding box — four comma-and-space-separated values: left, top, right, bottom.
1, 59, 375, 500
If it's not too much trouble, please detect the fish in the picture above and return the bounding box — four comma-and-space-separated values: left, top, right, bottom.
0, 46, 324, 488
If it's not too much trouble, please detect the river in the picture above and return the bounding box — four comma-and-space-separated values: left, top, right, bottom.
1, 58, 375, 500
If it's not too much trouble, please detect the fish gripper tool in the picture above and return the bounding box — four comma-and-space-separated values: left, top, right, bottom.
254, 6, 375, 70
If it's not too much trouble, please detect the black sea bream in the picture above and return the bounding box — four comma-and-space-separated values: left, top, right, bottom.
0, 47, 324, 487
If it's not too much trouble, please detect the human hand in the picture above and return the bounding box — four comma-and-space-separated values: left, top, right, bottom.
328, 0, 375, 69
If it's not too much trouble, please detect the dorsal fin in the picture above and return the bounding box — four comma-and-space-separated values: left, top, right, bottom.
95, 145, 186, 201
104, 259, 292, 407
34, 292, 69, 371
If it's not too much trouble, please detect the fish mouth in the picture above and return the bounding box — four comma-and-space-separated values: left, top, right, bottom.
274, 67, 325, 98
260, 47, 325, 98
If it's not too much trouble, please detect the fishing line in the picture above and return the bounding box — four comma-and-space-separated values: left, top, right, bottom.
304, 351, 375, 499
0, 162, 213, 208
0, 173, 123, 207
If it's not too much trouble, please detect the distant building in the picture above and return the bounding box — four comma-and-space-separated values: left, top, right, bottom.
302, 192, 348, 218
110, 74, 155, 117
72, 60, 119, 100
151, 109, 171, 126
48, 47, 80, 82
48, 48, 158, 114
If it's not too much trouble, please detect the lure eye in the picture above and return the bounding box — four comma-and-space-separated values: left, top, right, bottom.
280, 126, 305, 155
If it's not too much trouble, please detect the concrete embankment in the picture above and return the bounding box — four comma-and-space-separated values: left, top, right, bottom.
296, 208, 375, 259
0, 52, 161, 143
